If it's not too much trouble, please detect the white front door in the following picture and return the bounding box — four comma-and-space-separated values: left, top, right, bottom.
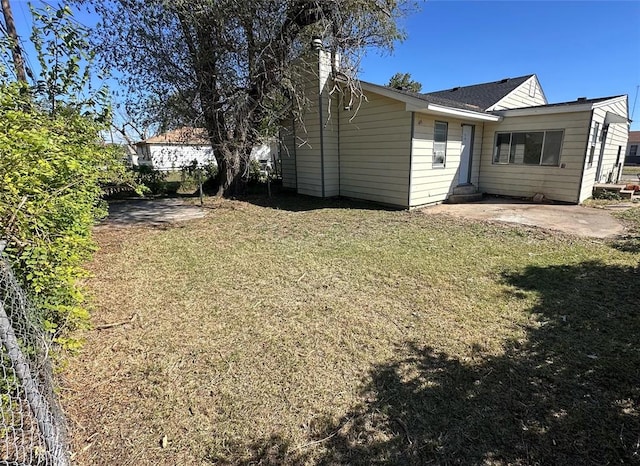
459, 125, 473, 185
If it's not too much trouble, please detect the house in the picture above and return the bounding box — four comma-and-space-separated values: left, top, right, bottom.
280, 48, 629, 207
135, 127, 215, 171
135, 127, 280, 173
625, 131, 640, 165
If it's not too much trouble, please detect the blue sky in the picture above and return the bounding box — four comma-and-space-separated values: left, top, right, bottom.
6, 0, 640, 130
360, 1, 640, 130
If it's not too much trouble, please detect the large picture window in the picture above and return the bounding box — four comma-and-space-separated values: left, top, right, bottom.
433, 121, 447, 167
493, 130, 564, 166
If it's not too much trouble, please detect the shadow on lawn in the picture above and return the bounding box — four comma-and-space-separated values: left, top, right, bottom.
238, 185, 398, 213
214, 261, 640, 465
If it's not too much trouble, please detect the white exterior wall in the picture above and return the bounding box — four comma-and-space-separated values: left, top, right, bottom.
251, 140, 278, 162
293, 74, 324, 197
138, 144, 215, 171
479, 111, 592, 203
579, 98, 629, 201
280, 124, 297, 189
338, 92, 412, 207
281, 50, 339, 197
319, 51, 340, 197
410, 115, 483, 206
489, 76, 547, 110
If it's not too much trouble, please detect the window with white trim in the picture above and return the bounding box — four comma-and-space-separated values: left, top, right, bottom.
493, 130, 564, 166
433, 121, 447, 167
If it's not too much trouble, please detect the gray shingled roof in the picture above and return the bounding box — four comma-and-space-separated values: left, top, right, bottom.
424, 75, 534, 110
361, 81, 486, 112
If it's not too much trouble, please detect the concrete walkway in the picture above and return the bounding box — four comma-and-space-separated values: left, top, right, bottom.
99, 198, 206, 227
424, 198, 625, 238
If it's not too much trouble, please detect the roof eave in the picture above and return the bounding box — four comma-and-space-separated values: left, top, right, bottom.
494, 102, 595, 117
406, 102, 502, 122
494, 95, 628, 118
591, 95, 627, 110
360, 82, 500, 122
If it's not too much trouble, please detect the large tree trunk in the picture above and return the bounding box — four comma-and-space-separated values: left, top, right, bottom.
212, 144, 251, 198
215, 153, 241, 197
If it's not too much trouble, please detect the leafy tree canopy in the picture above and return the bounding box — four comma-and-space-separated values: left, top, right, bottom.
78, 0, 417, 195
387, 72, 422, 93
0, 3, 134, 348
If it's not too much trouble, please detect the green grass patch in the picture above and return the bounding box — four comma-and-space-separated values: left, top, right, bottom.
63, 196, 640, 465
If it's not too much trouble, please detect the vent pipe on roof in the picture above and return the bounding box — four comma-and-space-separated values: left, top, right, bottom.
500, 78, 509, 83
450, 87, 460, 91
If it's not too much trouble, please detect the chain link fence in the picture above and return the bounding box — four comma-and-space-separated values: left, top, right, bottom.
0, 242, 70, 466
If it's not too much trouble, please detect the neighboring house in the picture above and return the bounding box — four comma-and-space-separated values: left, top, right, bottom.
625, 131, 640, 165
280, 49, 629, 206
135, 127, 279, 172
135, 127, 215, 171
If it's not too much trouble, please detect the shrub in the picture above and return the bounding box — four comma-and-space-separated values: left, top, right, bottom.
592, 189, 622, 201
247, 159, 267, 185
133, 165, 169, 195
0, 83, 129, 349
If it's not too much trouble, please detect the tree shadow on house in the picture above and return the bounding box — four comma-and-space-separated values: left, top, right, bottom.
216, 261, 640, 465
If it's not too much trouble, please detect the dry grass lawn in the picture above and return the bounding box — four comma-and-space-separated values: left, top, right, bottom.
61, 195, 640, 465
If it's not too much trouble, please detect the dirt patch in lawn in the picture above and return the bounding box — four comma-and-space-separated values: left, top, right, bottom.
99, 198, 206, 227
61, 197, 640, 465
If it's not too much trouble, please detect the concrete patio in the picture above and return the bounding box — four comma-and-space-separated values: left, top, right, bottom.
424, 198, 626, 239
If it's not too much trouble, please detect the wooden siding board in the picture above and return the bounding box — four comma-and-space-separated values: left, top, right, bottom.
478, 111, 592, 203
409, 114, 483, 206
338, 92, 411, 207
280, 122, 297, 189
489, 76, 547, 111
578, 101, 629, 201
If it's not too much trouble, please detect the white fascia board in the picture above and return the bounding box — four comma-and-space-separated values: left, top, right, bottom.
496, 96, 628, 118
592, 95, 628, 111
495, 103, 594, 117
406, 103, 502, 121
534, 75, 549, 105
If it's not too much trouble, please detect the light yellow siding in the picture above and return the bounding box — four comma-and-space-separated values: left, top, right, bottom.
489, 76, 547, 110
479, 111, 592, 203
579, 98, 629, 202
279, 50, 340, 197
339, 92, 411, 207
280, 124, 297, 189
294, 77, 324, 197
319, 52, 340, 197
410, 115, 483, 206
